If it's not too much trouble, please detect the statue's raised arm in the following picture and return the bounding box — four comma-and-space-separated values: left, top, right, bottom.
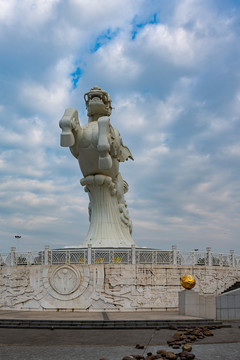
59, 86, 135, 248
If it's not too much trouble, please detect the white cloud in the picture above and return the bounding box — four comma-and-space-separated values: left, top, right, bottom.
0, 0, 15, 25
0, 0, 60, 28
137, 24, 196, 66
226, 144, 240, 156
69, 0, 141, 29
19, 57, 73, 117
0, 0, 240, 254
113, 93, 147, 132
9, 214, 58, 231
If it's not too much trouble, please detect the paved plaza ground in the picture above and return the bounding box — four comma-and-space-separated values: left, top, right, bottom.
0, 311, 239, 360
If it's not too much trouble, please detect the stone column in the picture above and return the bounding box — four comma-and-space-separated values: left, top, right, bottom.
44, 245, 50, 265
206, 247, 212, 266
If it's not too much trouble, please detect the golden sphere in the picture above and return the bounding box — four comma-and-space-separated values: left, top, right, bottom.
181, 274, 196, 289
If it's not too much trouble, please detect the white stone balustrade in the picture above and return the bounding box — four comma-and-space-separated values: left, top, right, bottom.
0, 246, 239, 267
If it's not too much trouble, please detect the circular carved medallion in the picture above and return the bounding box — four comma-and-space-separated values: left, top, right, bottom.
50, 266, 80, 295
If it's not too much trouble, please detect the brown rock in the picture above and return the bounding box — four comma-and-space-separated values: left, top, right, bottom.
174, 332, 183, 337
168, 325, 178, 330
193, 329, 201, 334
167, 335, 184, 344
179, 351, 195, 359
165, 352, 177, 360
122, 357, 135, 360
172, 344, 181, 349
131, 355, 145, 359
203, 330, 213, 336
174, 333, 184, 340
146, 355, 157, 360
156, 349, 167, 357
182, 344, 192, 352
136, 344, 145, 349
187, 335, 197, 341
167, 337, 176, 344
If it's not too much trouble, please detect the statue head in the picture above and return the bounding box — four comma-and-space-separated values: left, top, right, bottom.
84, 86, 112, 118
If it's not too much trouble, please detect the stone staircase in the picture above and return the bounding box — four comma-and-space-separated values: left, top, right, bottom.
222, 281, 240, 294
0, 318, 227, 329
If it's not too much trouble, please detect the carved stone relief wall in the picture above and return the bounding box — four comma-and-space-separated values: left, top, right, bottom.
0, 265, 239, 311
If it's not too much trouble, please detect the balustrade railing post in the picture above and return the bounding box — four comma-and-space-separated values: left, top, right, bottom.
109, 250, 113, 264
88, 244, 92, 264
27, 252, 32, 265
44, 245, 49, 265
10, 247, 16, 266
131, 245, 136, 265
219, 254, 223, 266
206, 247, 212, 266
67, 250, 70, 264
172, 245, 177, 265
230, 250, 235, 267
190, 251, 195, 265
153, 250, 157, 264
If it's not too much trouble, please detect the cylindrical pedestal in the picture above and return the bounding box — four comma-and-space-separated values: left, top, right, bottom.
80, 174, 135, 247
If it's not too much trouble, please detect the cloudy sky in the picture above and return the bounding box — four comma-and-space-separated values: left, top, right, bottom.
0, 0, 239, 254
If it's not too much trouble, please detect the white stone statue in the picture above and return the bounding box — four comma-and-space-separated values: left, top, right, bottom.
59, 86, 136, 247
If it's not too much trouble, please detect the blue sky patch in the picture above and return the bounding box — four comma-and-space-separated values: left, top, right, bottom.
131, 13, 159, 39
90, 28, 120, 53
71, 67, 82, 89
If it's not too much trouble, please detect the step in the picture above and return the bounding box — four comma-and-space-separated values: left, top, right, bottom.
222, 281, 240, 294
0, 318, 226, 329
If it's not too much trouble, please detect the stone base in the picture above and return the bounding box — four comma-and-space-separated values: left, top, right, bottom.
0, 264, 239, 312
179, 290, 216, 318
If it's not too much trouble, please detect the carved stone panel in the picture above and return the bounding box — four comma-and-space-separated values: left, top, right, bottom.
50, 266, 80, 295
0, 264, 239, 311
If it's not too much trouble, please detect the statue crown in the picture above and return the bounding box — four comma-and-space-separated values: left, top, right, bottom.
84, 86, 112, 115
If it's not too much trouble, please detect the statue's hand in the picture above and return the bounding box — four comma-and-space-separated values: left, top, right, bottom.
59, 108, 79, 147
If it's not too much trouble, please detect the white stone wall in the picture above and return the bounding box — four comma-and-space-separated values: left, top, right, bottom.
216, 288, 240, 320
0, 264, 239, 311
